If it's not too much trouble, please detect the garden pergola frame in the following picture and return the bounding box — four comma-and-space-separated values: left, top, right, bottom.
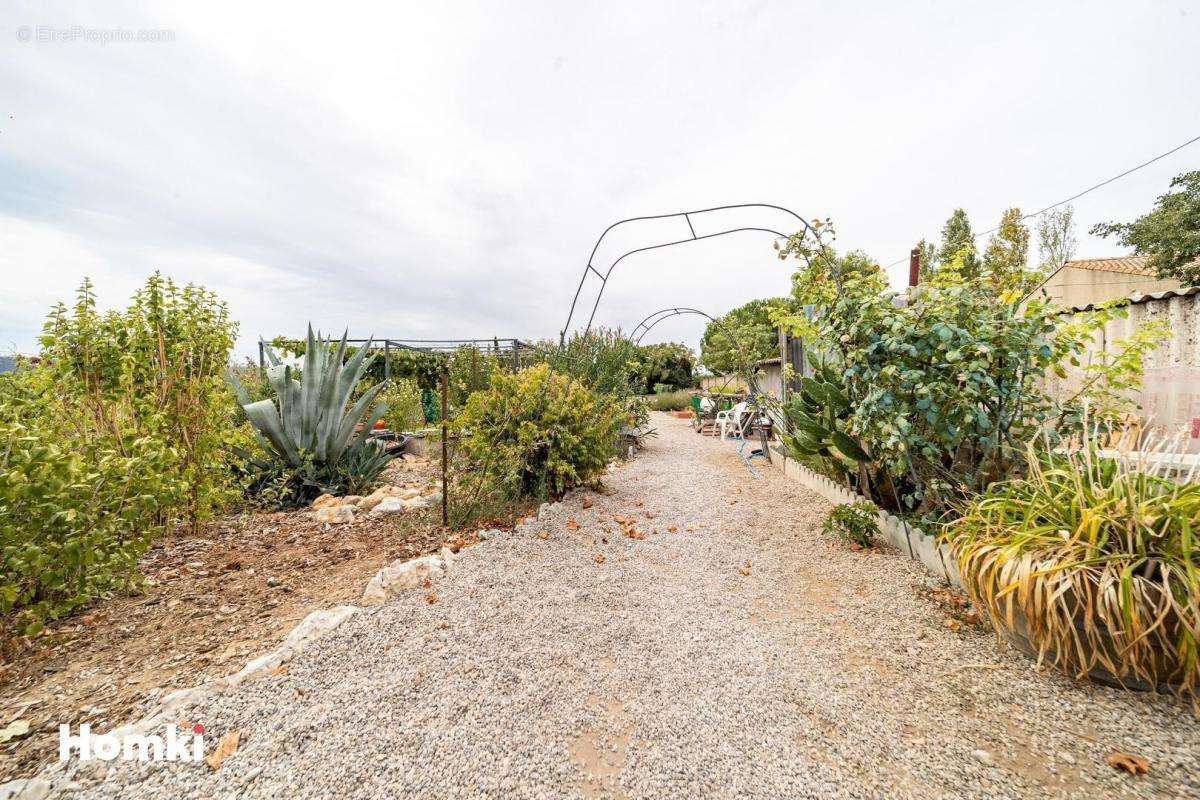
559, 202, 822, 344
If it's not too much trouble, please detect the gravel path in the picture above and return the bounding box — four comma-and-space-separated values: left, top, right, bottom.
65, 413, 1196, 799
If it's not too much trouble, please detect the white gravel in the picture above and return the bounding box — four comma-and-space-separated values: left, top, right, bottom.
61, 413, 1197, 798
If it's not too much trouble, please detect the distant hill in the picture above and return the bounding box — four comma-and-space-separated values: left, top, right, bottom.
0, 356, 17, 374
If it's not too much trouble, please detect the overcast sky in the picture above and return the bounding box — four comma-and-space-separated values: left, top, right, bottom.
2, 1, 1198, 358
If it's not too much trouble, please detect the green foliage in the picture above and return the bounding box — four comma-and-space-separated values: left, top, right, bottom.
231, 326, 392, 505
982, 207, 1040, 293
1035, 205, 1077, 275
1092, 170, 1200, 286
944, 438, 1200, 696
699, 299, 788, 375
381, 377, 426, 431
528, 329, 650, 432
780, 361, 871, 476
531, 329, 639, 399
937, 208, 980, 278
822, 503, 879, 548
776, 223, 1161, 522
2, 274, 238, 634
454, 364, 622, 499
1051, 305, 1170, 434
40, 273, 240, 526
644, 389, 692, 412
446, 345, 503, 408
629, 342, 694, 393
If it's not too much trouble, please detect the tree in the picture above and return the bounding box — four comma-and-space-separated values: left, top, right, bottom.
938, 208, 979, 278
1092, 170, 1200, 286
915, 239, 938, 278
631, 342, 694, 393
982, 207, 1035, 293
699, 298, 789, 375
1036, 205, 1076, 274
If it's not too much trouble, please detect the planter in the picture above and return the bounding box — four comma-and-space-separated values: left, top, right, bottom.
983, 586, 1186, 694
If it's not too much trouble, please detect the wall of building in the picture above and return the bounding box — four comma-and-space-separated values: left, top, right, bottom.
1040, 266, 1181, 308
1051, 289, 1200, 452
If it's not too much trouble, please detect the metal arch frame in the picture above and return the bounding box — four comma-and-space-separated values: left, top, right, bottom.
560, 203, 822, 343
631, 307, 725, 345
628, 305, 761, 395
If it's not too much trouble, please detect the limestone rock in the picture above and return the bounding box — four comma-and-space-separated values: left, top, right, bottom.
312, 493, 340, 509
357, 490, 389, 512
369, 497, 407, 516
314, 505, 355, 524
361, 555, 445, 605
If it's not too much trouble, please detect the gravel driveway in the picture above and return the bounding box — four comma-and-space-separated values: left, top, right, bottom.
64, 413, 1197, 799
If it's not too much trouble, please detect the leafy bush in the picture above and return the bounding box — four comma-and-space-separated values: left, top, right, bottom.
447, 345, 504, 408
630, 342, 694, 394
40, 274, 240, 526
774, 224, 1165, 523
2, 274, 238, 634
944, 438, 1200, 696
700, 298, 792, 374
529, 329, 652, 436
454, 364, 621, 499
381, 377, 427, 431
231, 327, 392, 505
822, 503, 879, 548
645, 389, 692, 412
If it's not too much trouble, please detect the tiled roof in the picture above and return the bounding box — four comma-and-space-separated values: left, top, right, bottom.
1063, 255, 1156, 275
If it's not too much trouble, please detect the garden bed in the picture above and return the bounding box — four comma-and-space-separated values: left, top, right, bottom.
0, 456, 451, 780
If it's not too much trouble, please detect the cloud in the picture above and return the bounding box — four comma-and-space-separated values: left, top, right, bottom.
2, 0, 1198, 358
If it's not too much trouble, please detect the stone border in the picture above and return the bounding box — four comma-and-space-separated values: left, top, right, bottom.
768, 444, 962, 588
2, 544, 466, 799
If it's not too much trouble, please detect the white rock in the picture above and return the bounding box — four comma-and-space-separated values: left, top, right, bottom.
369, 497, 408, 516
0, 778, 50, 800
361, 556, 445, 605
972, 749, 993, 765
314, 505, 355, 524
478, 528, 504, 540
439, 546, 455, 571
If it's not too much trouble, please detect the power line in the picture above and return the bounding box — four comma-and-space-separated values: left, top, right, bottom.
885, 132, 1200, 270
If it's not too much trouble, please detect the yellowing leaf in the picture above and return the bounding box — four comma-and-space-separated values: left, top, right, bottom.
204, 729, 240, 770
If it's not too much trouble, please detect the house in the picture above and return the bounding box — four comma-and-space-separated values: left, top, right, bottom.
1033, 255, 1183, 308
1051, 284, 1200, 453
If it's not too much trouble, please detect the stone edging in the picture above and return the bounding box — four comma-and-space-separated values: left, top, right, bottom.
3, 541, 470, 799
768, 444, 962, 588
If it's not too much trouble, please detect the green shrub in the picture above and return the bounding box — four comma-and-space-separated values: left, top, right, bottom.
822, 503, 879, 547
231, 326, 392, 505
645, 389, 692, 412
40, 274, 239, 526
2, 273, 237, 634
529, 329, 652, 437
454, 364, 621, 499
774, 224, 1166, 523
944, 438, 1200, 697
381, 377, 426, 431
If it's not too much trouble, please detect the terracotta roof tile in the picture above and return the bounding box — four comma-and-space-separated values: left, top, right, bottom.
1062, 255, 1156, 275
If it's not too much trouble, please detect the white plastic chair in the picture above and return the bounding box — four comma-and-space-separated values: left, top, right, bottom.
719, 401, 749, 439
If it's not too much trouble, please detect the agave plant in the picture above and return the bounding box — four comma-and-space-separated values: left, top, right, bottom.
943, 428, 1200, 698
781, 361, 870, 469
229, 326, 391, 502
